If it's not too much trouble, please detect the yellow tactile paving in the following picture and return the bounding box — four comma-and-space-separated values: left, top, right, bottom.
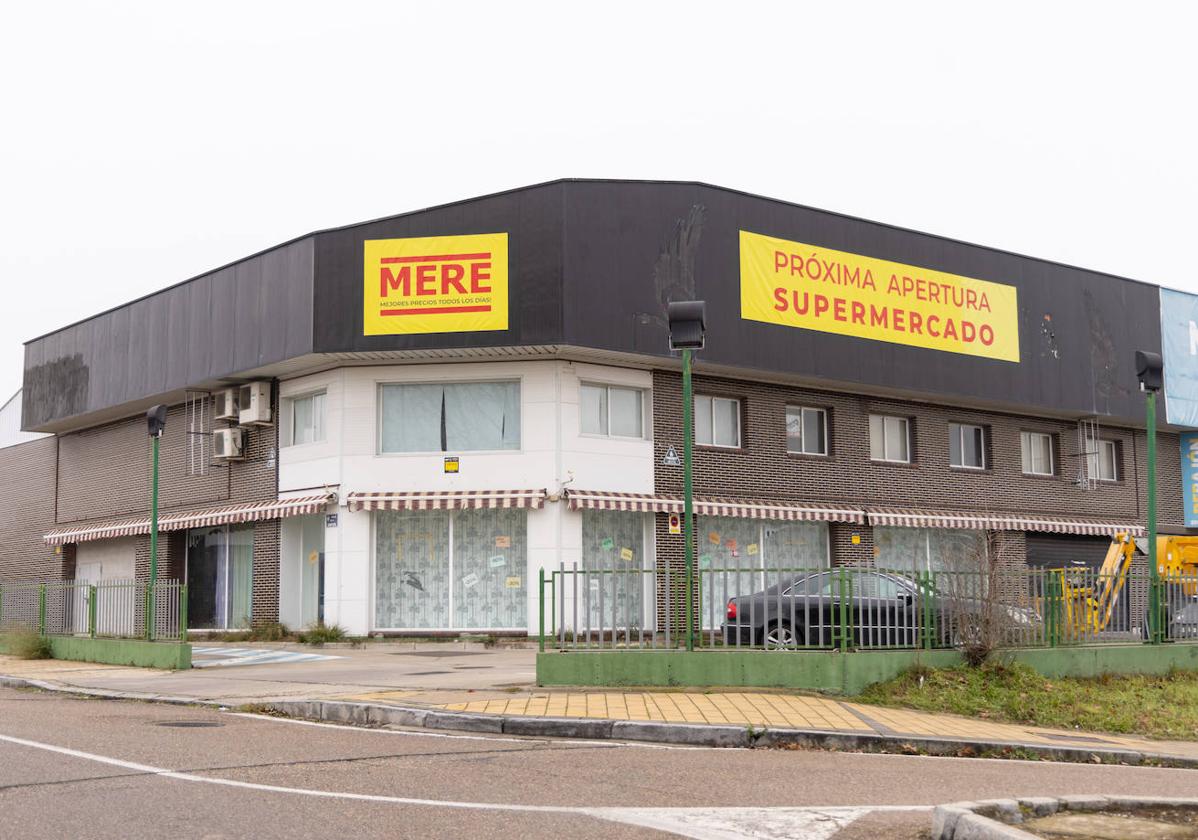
441, 691, 874, 731
434, 690, 1195, 755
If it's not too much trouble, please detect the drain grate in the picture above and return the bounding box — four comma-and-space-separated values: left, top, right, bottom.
154, 720, 224, 728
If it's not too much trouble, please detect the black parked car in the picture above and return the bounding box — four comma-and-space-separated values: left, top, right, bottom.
720, 568, 1038, 648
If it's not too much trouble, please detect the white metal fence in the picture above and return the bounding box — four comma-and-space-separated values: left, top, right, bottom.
0, 579, 186, 641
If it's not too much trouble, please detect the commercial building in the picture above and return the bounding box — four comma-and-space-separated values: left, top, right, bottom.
4, 179, 1196, 636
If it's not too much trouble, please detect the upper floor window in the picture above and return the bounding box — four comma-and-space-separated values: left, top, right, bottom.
581, 383, 645, 438
869, 415, 910, 463
283, 391, 326, 447
1021, 431, 1054, 476
695, 395, 740, 448
949, 423, 985, 469
380, 381, 520, 453
786, 406, 828, 456
1088, 439, 1118, 481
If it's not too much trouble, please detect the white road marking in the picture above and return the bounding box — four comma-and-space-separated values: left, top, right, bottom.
0, 730, 927, 839
191, 648, 341, 669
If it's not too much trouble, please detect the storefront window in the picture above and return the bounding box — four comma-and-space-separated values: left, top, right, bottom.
580, 510, 646, 630
874, 526, 986, 576
186, 525, 254, 630
696, 518, 829, 628
374, 508, 527, 630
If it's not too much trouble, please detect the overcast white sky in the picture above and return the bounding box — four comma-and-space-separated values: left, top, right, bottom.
1, 1, 1195, 398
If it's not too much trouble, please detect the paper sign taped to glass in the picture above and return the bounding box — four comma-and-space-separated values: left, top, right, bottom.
488, 555, 506, 568
505, 576, 521, 589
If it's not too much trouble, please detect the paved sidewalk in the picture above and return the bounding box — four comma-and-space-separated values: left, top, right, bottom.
3, 648, 1198, 766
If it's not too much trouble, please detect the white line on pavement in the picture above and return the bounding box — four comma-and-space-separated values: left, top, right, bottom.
0, 730, 927, 840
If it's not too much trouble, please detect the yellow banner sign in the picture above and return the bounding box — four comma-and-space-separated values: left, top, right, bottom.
364, 233, 508, 336
740, 231, 1020, 362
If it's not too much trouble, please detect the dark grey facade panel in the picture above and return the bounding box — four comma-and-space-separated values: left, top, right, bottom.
23, 180, 1163, 429
558, 182, 1159, 421
23, 238, 315, 430
312, 182, 565, 353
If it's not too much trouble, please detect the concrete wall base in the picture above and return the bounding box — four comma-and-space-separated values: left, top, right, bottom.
536, 644, 1198, 694
0, 635, 191, 670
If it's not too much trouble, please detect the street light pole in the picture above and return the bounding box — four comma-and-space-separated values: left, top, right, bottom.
1134, 351, 1164, 645
667, 302, 706, 653
146, 405, 168, 640
681, 346, 696, 652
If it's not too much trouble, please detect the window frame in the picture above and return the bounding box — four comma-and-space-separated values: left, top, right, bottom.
869, 414, 911, 464
579, 382, 647, 440
948, 422, 986, 470
376, 379, 523, 455
785, 405, 829, 456
1020, 430, 1055, 476
1090, 438, 1118, 482
695, 394, 742, 449
282, 390, 327, 448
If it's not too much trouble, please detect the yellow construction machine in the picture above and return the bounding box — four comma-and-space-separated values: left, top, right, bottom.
1054, 532, 1198, 638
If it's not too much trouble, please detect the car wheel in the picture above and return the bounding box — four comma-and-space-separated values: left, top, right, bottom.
763, 621, 800, 650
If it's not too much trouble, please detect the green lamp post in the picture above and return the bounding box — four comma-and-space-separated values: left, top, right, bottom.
667, 301, 706, 652
1134, 351, 1164, 644
146, 404, 168, 639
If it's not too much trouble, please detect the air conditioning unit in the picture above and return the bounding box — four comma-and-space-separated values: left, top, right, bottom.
214, 387, 239, 421
213, 427, 245, 460
238, 381, 272, 426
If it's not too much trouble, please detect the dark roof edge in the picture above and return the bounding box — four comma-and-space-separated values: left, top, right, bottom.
26, 177, 1164, 345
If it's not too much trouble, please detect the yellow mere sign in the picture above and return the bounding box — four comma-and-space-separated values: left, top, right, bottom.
364, 233, 509, 336
740, 231, 1020, 362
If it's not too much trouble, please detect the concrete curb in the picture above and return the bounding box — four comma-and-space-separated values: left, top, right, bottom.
4, 675, 1198, 768
932, 796, 1198, 839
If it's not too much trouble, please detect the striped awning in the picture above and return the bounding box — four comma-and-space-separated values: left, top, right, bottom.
43, 493, 336, 546
866, 507, 1145, 537
565, 490, 865, 523
346, 489, 547, 512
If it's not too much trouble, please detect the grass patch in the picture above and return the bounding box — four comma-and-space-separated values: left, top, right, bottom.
298, 623, 347, 647
4, 630, 53, 660
855, 662, 1198, 741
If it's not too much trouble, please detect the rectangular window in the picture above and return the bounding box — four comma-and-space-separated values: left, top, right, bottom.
581, 510, 647, 631
286, 392, 326, 447
1089, 439, 1118, 481
949, 423, 985, 469
1021, 431, 1054, 476
580, 383, 645, 438
786, 406, 828, 455
185, 525, 254, 630
869, 415, 910, 463
379, 381, 520, 453
695, 395, 741, 448
874, 526, 986, 575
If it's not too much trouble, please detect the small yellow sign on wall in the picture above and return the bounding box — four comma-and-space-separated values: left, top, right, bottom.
364, 232, 509, 336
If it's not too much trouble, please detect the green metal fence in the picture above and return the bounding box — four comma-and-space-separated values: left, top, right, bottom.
538, 564, 1198, 652
0, 579, 187, 642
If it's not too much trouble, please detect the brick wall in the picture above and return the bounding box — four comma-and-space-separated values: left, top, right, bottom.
0, 437, 68, 580
47, 388, 280, 625
651, 370, 1184, 572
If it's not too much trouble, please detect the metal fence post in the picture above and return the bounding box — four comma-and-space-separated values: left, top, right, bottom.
88, 585, 97, 639
920, 571, 935, 650
38, 584, 47, 636
538, 568, 545, 653
1046, 572, 1061, 647
179, 584, 188, 642
144, 584, 152, 641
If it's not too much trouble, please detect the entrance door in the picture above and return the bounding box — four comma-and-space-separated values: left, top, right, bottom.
186, 525, 254, 630
299, 516, 325, 627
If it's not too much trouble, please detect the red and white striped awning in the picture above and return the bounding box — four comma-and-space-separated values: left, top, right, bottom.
346, 490, 547, 512
43, 493, 336, 546
566, 490, 865, 523
866, 507, 1145, 537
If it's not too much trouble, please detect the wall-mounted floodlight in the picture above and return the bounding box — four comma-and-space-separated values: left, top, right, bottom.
667, 300, 706, 351
146, 404, 168, 437
1135, 350, 1163, 392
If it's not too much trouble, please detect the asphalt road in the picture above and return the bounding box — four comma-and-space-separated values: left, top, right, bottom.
1, 687, 1195, 839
